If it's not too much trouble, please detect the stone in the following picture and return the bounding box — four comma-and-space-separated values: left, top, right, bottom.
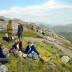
18, 51, 23, 57
23, 54, 27, 58
61, 56, 70, 63
0, 65, 8, 72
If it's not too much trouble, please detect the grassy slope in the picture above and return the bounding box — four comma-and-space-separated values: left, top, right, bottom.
23, 31, 39, 37
0, 32, 72, 72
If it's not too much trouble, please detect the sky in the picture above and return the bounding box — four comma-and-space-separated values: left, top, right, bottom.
0, 0, 72, 26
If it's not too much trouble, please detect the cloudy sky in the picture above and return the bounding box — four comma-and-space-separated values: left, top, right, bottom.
0, 0, 72, 26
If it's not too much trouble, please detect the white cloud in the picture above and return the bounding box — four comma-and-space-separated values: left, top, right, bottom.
0, 0, 72, 25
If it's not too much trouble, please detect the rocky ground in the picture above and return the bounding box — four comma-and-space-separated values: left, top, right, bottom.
0, 16, 72, 72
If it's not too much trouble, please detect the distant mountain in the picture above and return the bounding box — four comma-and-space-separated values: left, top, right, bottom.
57, 32, 72, 42
50, 24, 72, 42
51, 24, 72, 32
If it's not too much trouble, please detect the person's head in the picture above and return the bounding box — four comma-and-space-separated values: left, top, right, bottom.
27, 41, 31, 45
15, 39, 19, 43
30, 42, 35, 47
8, 20, 12, 24
27, 41, 35, 46
18, 23, 22, 26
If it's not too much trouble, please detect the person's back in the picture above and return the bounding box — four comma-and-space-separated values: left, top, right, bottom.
18, 24, 23, 34
7, 20, 13, 40
7, 20, 13, 34
20, 24, 23, 33
24, 42, 39, 54
24, 45, 31, 54
18, 24, 23, 40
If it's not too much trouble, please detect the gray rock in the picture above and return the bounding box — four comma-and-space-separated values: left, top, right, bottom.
0, 65, 8, 72
61, 56, 70, 63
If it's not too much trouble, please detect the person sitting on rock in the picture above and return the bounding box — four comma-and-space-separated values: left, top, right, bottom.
23, 42, 39, 60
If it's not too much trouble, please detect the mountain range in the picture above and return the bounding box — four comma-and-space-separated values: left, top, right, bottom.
51, 24, 72, 32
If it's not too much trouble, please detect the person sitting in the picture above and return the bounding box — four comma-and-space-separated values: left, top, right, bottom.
3, 33, 16, 42
3, 33, 10, 42
2, 46, 9, 57
0, 43, 9, 64
9, 40, 19, 56
0, 44, 6, 58
24, 42, 39, 60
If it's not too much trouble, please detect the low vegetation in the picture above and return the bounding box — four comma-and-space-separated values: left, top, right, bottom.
0, 32, 72, 72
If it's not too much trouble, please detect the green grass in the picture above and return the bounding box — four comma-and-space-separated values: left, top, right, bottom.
0, 32, 72, 72
2, 40, 71, 72
22, 31, 41, 38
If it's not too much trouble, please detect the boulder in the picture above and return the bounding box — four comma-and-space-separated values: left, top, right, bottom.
18, 51, 23, 57
0, 65, 8, 72
61, 56, 70, 63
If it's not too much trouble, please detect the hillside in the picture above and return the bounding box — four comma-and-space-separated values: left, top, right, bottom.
0, 16, 72, 72
0, 32, 72, 72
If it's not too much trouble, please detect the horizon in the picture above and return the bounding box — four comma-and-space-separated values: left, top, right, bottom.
0, 0, 72, 26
